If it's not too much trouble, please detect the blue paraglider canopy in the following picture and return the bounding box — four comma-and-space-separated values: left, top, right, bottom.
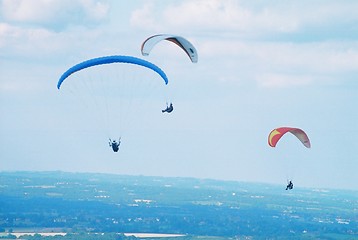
57, 55, 168, 89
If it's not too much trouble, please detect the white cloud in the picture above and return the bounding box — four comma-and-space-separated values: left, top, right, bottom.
131, 0, 297, 34
0, 23, 19, 47
0, 22, 62, 57
162, 0, 300, 34
130, 2, 160, 32
256, 73, 314, 88
0, 0, 109, 31
130, 0, 358, 39
199, 39, 358, 87
1, 0, 357, 90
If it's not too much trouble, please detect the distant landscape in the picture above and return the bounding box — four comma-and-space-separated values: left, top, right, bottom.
0, 171, 357, 239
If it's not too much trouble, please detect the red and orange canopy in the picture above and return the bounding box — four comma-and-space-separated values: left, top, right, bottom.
268, 127, 311, 148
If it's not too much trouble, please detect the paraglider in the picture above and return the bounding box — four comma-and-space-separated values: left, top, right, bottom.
286, 180, 293, 190
141, 34, 197, 113
268, 127, 311, 189
268, 127, 311, 148
141, 34, 198, 63
109, 138, 121, 152
57, 55, 169, 152
162, 102, 173, 113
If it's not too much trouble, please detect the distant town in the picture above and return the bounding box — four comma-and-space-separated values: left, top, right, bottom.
1, 171, 357, 239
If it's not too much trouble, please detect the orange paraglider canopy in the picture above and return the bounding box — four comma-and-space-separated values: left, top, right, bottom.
268, 127, 311, 148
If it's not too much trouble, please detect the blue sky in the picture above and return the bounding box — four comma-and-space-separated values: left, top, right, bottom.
1, 0, 358, 190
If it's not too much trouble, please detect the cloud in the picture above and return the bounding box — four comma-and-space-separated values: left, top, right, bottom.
161, 0, 300, 34
130, 2, 160, 32
131, 0, 296, 34
0, 0, 109, 31
0, 20, 110, 61
0, 22, 80, 59
256, 73, 314, 88
0, 1, 131, 61
199, 39, 358, 87
0, 22, 53, 48
2, 0, 357, 91
130, 0, 358, 40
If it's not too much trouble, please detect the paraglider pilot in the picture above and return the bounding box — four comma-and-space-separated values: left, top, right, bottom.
286, 180, 293, 190
109, 138, 121, 152
162, 102, 173, 113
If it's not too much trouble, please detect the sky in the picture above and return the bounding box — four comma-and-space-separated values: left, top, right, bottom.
1, 0, 358, 190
